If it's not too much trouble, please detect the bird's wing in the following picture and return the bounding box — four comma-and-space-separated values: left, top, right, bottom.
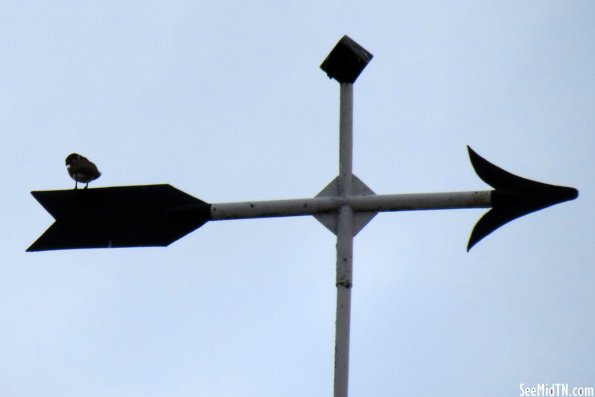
71, 160, 100, 174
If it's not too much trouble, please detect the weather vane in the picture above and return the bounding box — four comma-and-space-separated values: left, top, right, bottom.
28, 35, 578, 397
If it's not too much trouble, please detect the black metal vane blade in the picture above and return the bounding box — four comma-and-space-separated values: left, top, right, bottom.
28, 184, 212, 252
467, 146, 578, 251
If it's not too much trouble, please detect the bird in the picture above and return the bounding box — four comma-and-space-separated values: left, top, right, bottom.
65, 153, 101, 189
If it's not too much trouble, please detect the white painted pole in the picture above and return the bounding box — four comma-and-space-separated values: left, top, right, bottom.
334, 83, 354, 397
207, 191, 491, 221
198, 79, 491, 397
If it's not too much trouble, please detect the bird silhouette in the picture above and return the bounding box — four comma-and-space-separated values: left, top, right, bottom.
65, 153, 101, 189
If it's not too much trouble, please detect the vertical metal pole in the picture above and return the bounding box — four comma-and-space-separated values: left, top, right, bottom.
334, 83, 354, 397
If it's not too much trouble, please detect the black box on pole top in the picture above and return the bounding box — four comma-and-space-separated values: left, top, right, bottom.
320, 35, 373, 84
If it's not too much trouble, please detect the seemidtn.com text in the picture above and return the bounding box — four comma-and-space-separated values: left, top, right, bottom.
520, 384, 594, 397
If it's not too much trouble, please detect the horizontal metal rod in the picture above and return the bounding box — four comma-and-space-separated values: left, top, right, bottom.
209, 190, 492, 221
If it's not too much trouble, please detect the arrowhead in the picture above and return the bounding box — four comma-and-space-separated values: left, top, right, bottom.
28, 185, 211, 251
467, 147, 578, 251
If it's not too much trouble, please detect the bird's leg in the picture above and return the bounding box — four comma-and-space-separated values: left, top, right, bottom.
84, 183, 89, 190
74, 181, 78, 190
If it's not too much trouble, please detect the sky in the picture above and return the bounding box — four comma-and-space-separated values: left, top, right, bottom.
1, 1, 594, 396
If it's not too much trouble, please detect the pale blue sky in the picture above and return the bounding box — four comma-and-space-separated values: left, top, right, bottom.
1, 1, 593, 396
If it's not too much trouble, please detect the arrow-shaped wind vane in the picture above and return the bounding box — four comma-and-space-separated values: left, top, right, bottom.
27, 35, 578, 397
27, 147, 577, 252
